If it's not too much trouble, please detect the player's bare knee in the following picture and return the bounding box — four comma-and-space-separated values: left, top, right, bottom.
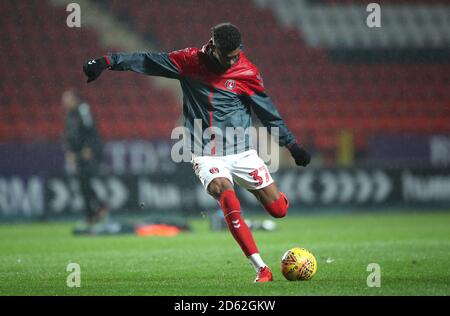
207, 178, 232, 200
207, 182, 221, 199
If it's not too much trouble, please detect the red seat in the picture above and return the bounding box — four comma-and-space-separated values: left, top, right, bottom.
2, 0, 449, 154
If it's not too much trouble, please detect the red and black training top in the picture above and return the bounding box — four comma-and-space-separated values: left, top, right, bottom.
107, 41, 296, 156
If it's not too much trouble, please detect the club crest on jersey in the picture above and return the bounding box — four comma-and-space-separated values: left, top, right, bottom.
210, 167, 219, 174
225, 80, 236, 91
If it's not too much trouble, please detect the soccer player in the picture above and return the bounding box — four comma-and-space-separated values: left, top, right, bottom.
62, 89, 109, 225
83, 23, 310, 282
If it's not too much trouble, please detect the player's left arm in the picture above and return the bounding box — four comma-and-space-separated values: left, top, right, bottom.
245, 73, 311, 167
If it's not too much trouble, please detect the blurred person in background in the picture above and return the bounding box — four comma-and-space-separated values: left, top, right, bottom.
62, 89, 108, 225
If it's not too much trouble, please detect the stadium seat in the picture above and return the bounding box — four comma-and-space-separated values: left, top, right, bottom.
1, 0, 449, 157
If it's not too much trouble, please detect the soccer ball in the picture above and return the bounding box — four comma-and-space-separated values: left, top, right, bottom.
281, 247, 317, 281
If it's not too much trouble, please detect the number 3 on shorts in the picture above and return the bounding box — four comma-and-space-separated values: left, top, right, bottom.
249, 166, 269, 187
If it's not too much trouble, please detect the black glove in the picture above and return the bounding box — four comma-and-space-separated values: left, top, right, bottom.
288, 143, 311, 167
83, 56, 110, 83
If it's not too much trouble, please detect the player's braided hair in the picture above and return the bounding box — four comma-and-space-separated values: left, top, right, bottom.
211, 23, 241, 53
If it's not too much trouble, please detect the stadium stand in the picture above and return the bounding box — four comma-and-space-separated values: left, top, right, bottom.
0, 0, 180, 143
256, 0, 450, 49
2, 0, 449, 163
98, 0, 450, 156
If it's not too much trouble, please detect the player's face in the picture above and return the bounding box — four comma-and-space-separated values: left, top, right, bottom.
61, 91, 78, 111
213, 47, 241, 70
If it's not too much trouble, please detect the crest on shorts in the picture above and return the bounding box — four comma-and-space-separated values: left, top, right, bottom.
225, 80, 236, 91
209, 167, 219, 174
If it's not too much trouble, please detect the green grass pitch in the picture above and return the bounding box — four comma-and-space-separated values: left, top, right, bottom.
0, 211, 449, 296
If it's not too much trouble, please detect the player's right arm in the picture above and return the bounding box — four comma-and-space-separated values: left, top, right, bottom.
83, 52, 182, 83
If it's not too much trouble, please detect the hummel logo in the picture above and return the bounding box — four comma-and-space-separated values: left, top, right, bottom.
88, 60, 96, 65
232, 220, 241, 229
